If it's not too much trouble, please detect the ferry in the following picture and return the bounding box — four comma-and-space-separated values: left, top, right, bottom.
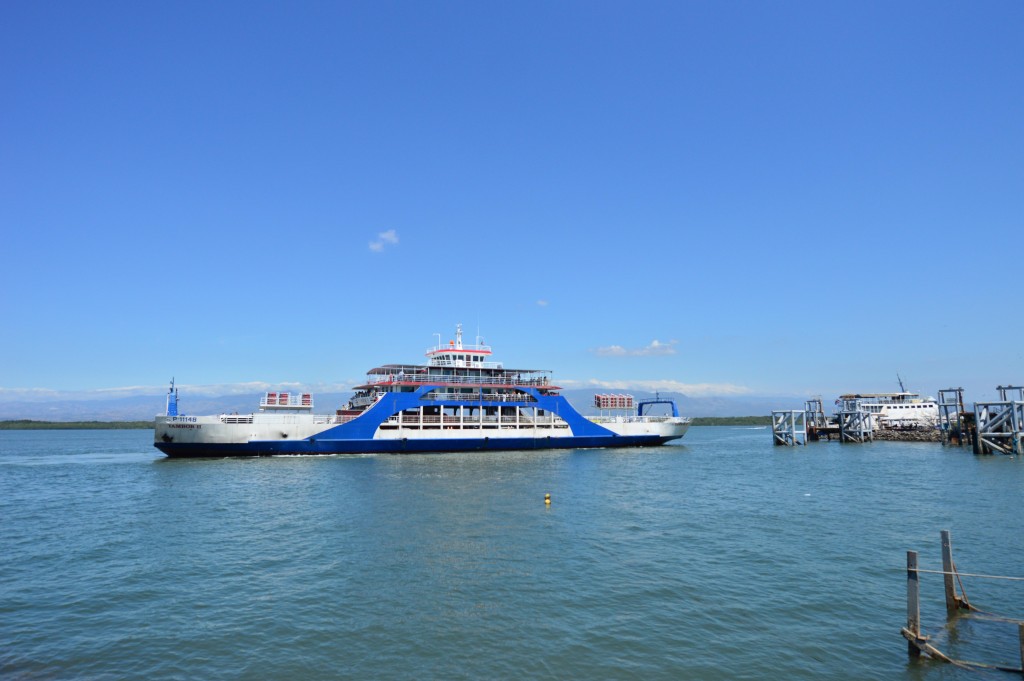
153, 325, 691, 457
837, 392, 940, 429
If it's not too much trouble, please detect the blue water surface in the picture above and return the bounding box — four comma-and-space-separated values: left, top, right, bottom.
1, 427, 1022, 680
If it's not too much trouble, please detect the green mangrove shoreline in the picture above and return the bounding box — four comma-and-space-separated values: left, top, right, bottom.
0, 420, 155, 430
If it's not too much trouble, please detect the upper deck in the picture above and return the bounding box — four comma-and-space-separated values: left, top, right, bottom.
355, 366, 556, 390
352, 324, 557, 392
838, 392, 933, 404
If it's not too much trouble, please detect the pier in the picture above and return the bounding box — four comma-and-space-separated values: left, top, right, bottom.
769, 383, 1023, 453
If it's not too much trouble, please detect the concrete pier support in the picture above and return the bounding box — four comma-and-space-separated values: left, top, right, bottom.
804, 397, 826, 429
938, 388, 966, 445
839, 398, 873, 443
804, 397, 827, 441
973, 398, 1024, 456
772, 410, 806, 446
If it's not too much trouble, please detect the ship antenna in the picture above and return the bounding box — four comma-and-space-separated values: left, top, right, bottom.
897, 373, 906, 393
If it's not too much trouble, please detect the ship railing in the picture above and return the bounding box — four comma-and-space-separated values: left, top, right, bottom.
428, 359, 504, 369
369, 375, 550, 388
218, 413, 351, 425
589, 415, 686, 424
349, 392, 387, 408
425, 390, 538, 403
382, 414, 567, 426
426, 342, 492, 354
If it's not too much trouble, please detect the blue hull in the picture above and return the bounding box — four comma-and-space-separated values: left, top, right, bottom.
154, 434, 677, 458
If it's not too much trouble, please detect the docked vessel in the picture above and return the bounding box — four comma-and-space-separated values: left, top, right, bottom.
837, 392, 940, 429
154, 325, 691, 457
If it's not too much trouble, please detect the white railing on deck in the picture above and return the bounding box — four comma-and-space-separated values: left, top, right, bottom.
426, 342, 492, 354
383, 414, 569, 427
426, 391, 538, 403
219, 414, 357, 425
589, 415, 689, 424
349, 392, 387, 408
370, 374, 550, 388
428, 359, 504, 369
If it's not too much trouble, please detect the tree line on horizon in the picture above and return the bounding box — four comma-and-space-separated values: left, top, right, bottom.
0, 420, 156, 430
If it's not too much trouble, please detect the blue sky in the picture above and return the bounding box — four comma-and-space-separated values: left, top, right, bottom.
1, 1, 1021, 405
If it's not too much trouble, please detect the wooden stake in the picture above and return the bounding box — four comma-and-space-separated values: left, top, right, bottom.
907, 550, 921, 658
940, 530, 959, 614
1019, 623, 1023, 677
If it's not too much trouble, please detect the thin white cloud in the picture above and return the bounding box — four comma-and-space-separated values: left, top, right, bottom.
560, 378, 753, 397
593, 339, 678, 357
0, 382, 356, 402
0, 387, 62, 401
637, 340, 677, 356
536, 299, 549, 307
369, 229, 399, 252
94, 384, 162, 394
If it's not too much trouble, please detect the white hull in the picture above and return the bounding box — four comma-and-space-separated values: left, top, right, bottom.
157, 414, 691, 445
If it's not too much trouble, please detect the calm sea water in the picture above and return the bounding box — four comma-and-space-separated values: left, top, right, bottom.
1, 427, 1022, 680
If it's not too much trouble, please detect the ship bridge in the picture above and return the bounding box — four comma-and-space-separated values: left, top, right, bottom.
425, 323, 500, 368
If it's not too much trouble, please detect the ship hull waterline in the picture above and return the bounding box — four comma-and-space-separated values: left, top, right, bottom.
154, 432, 688, 458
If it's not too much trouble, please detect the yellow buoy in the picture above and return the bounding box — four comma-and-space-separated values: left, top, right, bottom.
544, 493, 551, 505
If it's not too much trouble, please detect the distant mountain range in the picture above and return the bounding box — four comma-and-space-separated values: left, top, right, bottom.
0, 388, 805, 422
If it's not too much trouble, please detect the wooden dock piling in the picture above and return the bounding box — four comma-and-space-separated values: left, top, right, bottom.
906, 550, 921, 658
940, 530, 970, 613
1020, 623, 1024, 676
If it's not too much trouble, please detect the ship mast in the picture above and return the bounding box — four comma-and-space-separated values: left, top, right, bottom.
166, 378, 179, 416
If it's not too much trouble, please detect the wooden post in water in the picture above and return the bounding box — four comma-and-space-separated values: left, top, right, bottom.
907, 550, 921, 658
1019, 623, 1024, 676
940, 530, 960, 614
